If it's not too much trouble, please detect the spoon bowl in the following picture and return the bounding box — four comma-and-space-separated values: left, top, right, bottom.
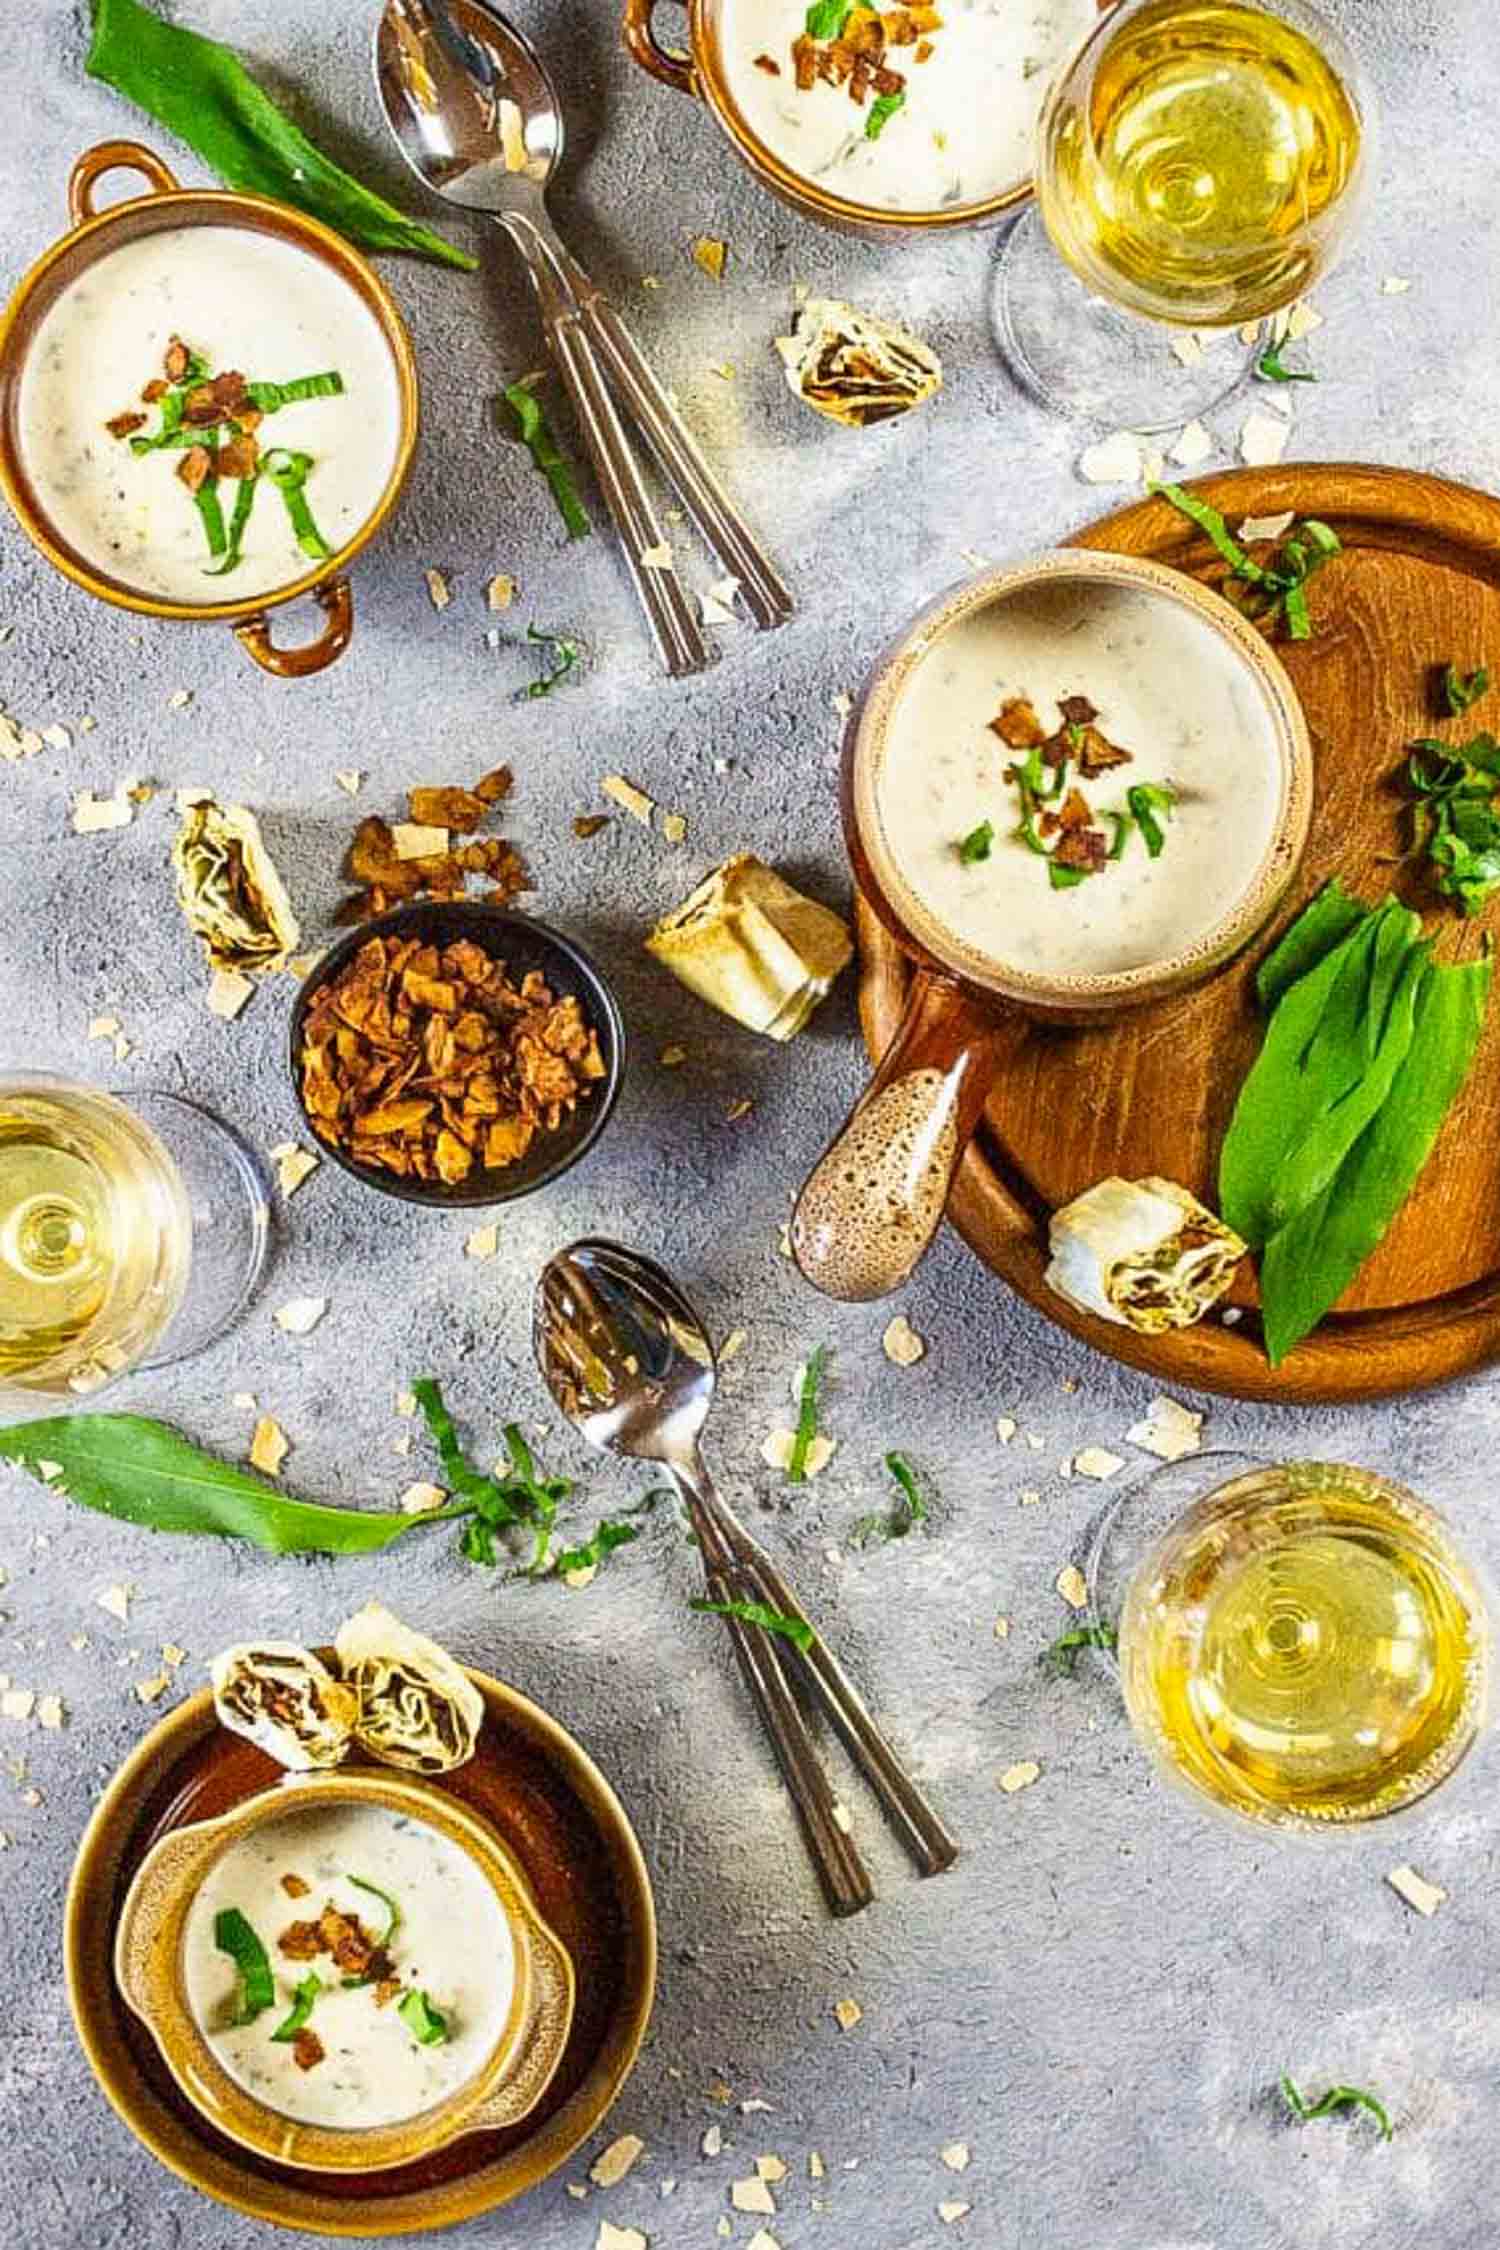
376, 0, 561, 213
534, 1238, 716, 1472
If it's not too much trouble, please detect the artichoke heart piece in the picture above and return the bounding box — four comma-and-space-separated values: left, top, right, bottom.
211, 1641, 358, 1771
1045, 1175, 1246, 1335
335, 1601, 483, 1774
646, 854, 853, 1041
774, 296, 942, 428
173, 793, 301, 975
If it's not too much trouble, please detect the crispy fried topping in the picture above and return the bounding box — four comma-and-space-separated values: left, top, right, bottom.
281, 1872, 311, 1898
337, 767, 524, 924
754, 49, 780, 71
106, 411, 146, 440
1053, 825, 1109, 872
176, 445, 214, 495
216, 432, 259, 481
990, 696, 1048, 751
298, 932, 606, 1185
292, 2028, 325, 2072
164, 336, 191, 382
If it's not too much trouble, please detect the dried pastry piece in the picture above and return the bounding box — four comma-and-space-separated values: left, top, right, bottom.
335, 1602, 483, 1774
1045, 1176, 1246, 1334
210, 1642, 357, 1770
172, 795, 300, 975
646, 854, 853, 1041
774, 297, 942, 428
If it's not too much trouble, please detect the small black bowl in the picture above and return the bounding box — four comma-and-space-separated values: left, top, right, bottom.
288, 900, 626, 1207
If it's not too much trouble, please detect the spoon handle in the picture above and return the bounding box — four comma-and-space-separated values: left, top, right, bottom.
566, 277, 796, 632
704, 1493, 960, 1879
672, 1466, 874, 1917
501, 219, 714, 678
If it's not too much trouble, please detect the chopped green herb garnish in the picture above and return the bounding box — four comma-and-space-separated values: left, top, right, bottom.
347, 1875, 401, 1950
245, 371, 345, 412
1105, 810, 1132, 860
271, 1971, 324, 2043
1406, 728, 1500, 916
691, 1597, 815, 1651
214, 1906, 274, 2024
1255, 342, 1316, 384
502, 382, 590, 540
1048, 859, 1088, 889
865, 89, 906, 140
205, 467, 259, 577
958, 820, 994, 864
786, 1345, 828, 1484
191, 474, 228, 560
1126, 782, 1176, 859
398, 1989, 450, 2046
804, 0, 853, 34
524, 623, 580, 699
852, 1450, 932, 1545
411, 1377, 573, 1572
1444, 661, 1491, 717
1043, 1621, 1117, 1674
1280, 2073, 1392, 2141
552, 1518, 642, 1577
262, 447, 331, 561
1149, 482, 1340, 639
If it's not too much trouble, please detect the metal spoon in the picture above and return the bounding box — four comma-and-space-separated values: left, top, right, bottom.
375, 0, 794, 675
534, 1238, 959, 1911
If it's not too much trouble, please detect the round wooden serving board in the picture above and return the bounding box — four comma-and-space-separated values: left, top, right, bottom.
858, 464, 1500, 1405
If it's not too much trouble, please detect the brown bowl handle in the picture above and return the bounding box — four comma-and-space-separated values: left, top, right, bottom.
235, 578, 354, 678
465, 1914, 576, 2132
69, 140, 180, 226
621, 0, 699, 95
791, 970, 1024, 1302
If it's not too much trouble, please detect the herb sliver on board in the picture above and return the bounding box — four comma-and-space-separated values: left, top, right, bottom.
1219, 882, 1491, 1365
86, 0, 475, 270
1148, 481, 1340, 641
1405, 661, 1500, 915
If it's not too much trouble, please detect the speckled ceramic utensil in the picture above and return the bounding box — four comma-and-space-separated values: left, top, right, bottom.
375, 0, 794, 676
534, 1237, 958, 1913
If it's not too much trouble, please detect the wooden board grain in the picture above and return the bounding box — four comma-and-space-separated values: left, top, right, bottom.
857, 464, 1500, 1403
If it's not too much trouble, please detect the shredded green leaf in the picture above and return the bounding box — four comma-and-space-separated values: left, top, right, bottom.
524, 624, 581, 699
552, 1519, 641, 1577
958, 820, 994, 865
205, 467, 259, 577
271, 1971, 324, 2043
690, 1597, 815, 1651
502, 383, 590, 540
191, 474, 228, 560
347, 1875, 401, 1950
399, 1989, 450, 2046
1444, 661, 1490, 717
1280, 2073, 1392, 2141
786, 1346, 828, 1484
1043, 1621, 1117, 1674
245, 371, 346, 412
853, 1451, 932, 1545
214, 1907, 274, 2024
804, 0, 853, 34
411, 1378, 573, 1574
86, 0, 476, 270
1149, 482, 1341, 639
262, 447, 331, 561
1126, 782, 1176, 859
865, 89, 906, 140
1256, 343, 1316, 384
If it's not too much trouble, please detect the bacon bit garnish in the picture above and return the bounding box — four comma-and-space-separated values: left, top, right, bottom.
106, 411, 146, 440
141, 377, 169, 402
210, 369, 248, 413
871, 61, 905, 94
292, 2028, 325, 2072
182, 383, 221, 427
1053, 825, 1109, 872
1057, 787, 1093, 832
176, 445, 214, 495
991, 696, 1048, 750
235, 404, 264, 434
373, 1977, 402, 2009
843, 7, 887, 54
1057, 694, 1099, 727
792, 32, 819, 88
1072, 725, 1133, 776
754, 50, 780, 71
280, 1872, 310, 1899
913, 36, 934, 59
164, 336, 191, 382
216, 432, 259, 481
278, 1918, 324, 1961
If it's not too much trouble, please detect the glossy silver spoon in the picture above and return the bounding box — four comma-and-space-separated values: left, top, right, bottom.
375, 0, 794, 675
534, 1238, 959, 1912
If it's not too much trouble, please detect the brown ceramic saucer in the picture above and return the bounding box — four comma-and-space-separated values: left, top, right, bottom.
66, 1666, 656, 2235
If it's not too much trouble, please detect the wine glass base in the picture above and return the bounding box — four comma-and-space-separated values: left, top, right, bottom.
128, 1092, 272, 1367
990, 207, 1255, 434
1086, 1448, 1269, 1646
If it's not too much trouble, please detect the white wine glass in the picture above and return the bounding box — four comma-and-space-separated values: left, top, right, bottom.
992, 0, 1375, 429
1089, 1455, 1489, 1832
0, 1075, 270, 1413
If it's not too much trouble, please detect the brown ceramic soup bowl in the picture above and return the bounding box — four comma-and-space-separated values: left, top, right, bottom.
0, 141, 420, 678
623, 0, 1059, 237
790, 549, 1313, 1301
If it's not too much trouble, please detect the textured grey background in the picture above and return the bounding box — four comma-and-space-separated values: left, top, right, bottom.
2, 1, 1499, 2246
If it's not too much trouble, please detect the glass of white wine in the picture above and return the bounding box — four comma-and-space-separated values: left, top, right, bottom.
0, 1076, 270, 1411
992, 0, 1374, 429
1090, 1455, 1488, 1831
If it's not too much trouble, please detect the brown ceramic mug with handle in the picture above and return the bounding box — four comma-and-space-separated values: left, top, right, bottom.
0, 142, 419, 679
790, 550, 1314, 1303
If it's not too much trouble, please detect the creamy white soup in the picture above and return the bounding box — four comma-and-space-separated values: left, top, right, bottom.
871, 579, 1285, 983
718, 0, 1097, 213
182, 1801, 515, 2129
18, 226, 402, 604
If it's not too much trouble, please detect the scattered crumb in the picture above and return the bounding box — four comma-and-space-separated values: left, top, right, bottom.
206, 967, 254, 1020
939, 2202, 972, 2225
658, 1044, 686, 1069
1127, 1396, 1203, 1461
940, 2144, 970, 2172
831, 690, 853, 719
231, 1391, 257, 1411
731, 2177, 777, 2216
168, 688, 192, 710
249, 1416, 289, 1477
1055, 1564, 1089, 1610
1387, 1864, 1445, 1917
882, 1313, 926, 1367
1285, 298, 1323, 340
398, 1482, 447, 1516
0, 1690, 35, 1722
995, 1415, 1016, 1444
762, 1428, 834, 1478
745, 2234, 782, 2250
1072, 1447, 1124, 1481
334, 769, 363, 797
725, 1097, 754, 1123
1169, 418, 1214, 468
720, 1328, 747, 1363
274, 1296, 327, 1337
424, 567, 452, 611
464, 1223, 500, 1261
701, 2125, 723, 2158
1079, 430, 1144, 484
1381, 276, 1412, 295
756, 2155, 787, 2183
1238, 510, 1295, 543
661, 811, 687, 845
37, 1695, 64, 1730
809, 2151, 826, 2179
269, 1143, 320, 1197
71, 787, 135, 834
134, 1672, 170, 1705
1169, 331, 1205, 367
396, 1390, 417, 1418
693, 236, 727, 280
1239, 408, 1291, 467
486, 573, 517, 611
640, 542, 675, 571
602, 775, 655, 825
391, 821, 449, 861
993, 1615, 1010, 1639
96, 1585, 132, 1623
590, 2134, 646, 2188
573, 814, 610, 839
595, 2225, 648, 2250
998, 1761, 1040, 1794
833, 1997, 863, 2032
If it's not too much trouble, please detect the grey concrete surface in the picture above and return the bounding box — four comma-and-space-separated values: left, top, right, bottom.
1, 2, 1499, 2245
